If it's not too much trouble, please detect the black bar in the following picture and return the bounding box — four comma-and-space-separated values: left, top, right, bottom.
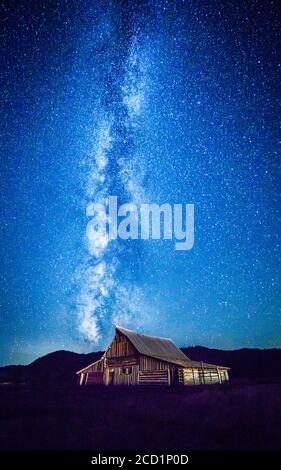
0, 450, 280, 468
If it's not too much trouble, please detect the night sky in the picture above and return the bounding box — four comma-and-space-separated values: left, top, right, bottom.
1, 0, 280, 365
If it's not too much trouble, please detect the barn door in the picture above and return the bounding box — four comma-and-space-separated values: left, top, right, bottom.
108, 370, 114, 385
173, 368, 180, 385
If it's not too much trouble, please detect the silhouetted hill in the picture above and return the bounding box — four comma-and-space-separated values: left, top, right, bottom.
0, 350, 103, 385
183, 346, 281, 379
0, 347, 280, 385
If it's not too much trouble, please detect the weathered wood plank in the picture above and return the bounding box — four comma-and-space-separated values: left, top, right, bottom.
106, 332, 136, 358
139, 369, 169, 385
106, 355, 138, 367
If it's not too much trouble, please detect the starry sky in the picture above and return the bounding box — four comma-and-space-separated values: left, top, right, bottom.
0, 0, 280, 365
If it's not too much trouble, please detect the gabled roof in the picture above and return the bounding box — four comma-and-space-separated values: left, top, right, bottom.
116, 326, 227, 369
76, 358, 103, 375
116, 325, 192, 367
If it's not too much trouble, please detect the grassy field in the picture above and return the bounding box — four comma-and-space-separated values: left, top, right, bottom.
0, 381, 280, 450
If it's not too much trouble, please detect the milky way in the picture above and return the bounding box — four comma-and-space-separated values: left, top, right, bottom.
0, 0, 280, 364
76, 32, 149, 342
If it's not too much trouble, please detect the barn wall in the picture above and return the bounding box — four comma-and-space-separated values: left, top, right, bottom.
139, 355, 170, 371
86, 371, 103, 385
182, 367, 229, 385
104, 365, 139, 385
183, 368, 196, 385
199, 369, 221, 384
106, 331, 137, 358
220, 369, 229, 381
177, 368, 184, 385
139, 369, 170, 385
106, 355, 138, 367
114, 365, 139, 385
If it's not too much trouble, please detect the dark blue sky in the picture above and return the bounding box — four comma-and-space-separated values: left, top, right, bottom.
0, 0, 280, 365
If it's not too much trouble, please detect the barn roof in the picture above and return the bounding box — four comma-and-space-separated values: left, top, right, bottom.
76, 358, 103, 375
116, 326, 228, 369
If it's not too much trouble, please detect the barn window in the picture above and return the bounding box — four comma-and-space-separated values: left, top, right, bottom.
122, 367, 132, 375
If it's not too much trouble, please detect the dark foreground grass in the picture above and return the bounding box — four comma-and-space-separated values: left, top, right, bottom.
0, 382, 280, 450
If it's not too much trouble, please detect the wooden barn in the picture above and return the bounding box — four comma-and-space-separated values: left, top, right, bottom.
76, 326, 230, 386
